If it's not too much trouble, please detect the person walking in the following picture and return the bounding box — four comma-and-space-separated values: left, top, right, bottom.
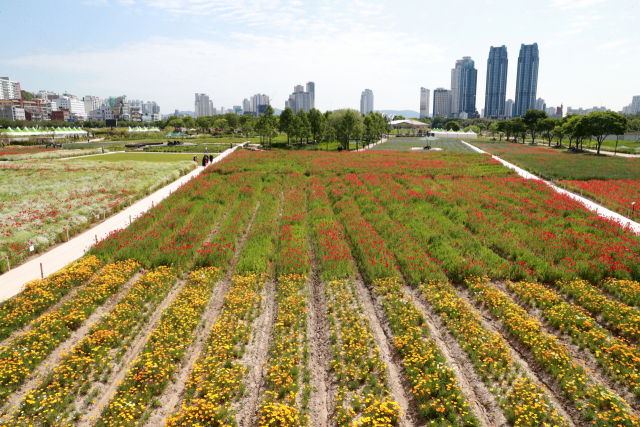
209, 154, 213, 164
202, 155, 207, 167
194, 154, 198, 164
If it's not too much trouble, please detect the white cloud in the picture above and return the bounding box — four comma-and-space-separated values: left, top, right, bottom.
551, 0, 606, 9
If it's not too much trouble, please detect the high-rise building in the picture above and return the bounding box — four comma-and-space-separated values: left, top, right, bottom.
556, 105, 563, 118
433, 88, 451, 118
631, 96, 640, 114
546, 107, 555, 116
0, 77, 22, 102
242, 98, 251, 112
451, 57, 477, 117
195, 93, 214, 118
360, 89, 374, 115
306, 81, 315, 105
514, 43, 540, 117
505, 99, 514, 117
83, 96, 103, 114
419, 87, 430, 118
535, 97, 545, 111
250, 94, 270, 114
37, 90, 58, 100
484, 46, 508, 117
285, 84, 313, 113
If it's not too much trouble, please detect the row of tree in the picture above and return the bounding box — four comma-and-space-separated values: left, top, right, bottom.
486, 109, 635, 154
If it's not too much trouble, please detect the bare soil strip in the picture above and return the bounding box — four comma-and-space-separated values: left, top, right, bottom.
78, 276, 186, 426
307, 255, 331, 427
401, 284, 495, 427
492, 280, 640, 413
148, 201, 262, 426
354, 278, 415, 427
1, 270, 143, 414
233, 279, 277, 427
454, 283, 580, 426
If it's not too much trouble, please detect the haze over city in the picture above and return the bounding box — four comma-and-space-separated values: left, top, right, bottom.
1, 0, 638, 113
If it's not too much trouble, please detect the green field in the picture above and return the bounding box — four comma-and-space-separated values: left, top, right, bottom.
371, 137, 478, 153
69, 153, 200, 163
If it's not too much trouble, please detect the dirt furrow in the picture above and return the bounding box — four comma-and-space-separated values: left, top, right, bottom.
1, 270, 143, 414
233, 279, 277, 427
454, 283, 581, 426
307, 259, 331, 427
354, 278, 415, 427
147, 201, 262, 426
491, 280, 640, 413
78, 276, 185, 426
402, 284, 495, 427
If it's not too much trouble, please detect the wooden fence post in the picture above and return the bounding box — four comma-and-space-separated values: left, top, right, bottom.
40, 263, 43, 279
6, 257, 9, 271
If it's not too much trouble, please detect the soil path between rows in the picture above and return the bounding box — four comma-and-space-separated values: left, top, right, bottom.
453, 283, 580, 426
402, 284, 495, 427
148, 201, 262, 425
491, 280, 640, 413
355, 278, 416, 427
1, 270, 144, 414
78, 276, 187, 426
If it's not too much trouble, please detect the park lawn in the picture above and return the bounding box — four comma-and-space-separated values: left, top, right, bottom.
70, 153, 200, 163
372, 137, 478, 153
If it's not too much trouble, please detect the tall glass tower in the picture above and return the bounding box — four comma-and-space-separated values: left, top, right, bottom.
451, 57, 477, 117
513, 43, 539, 117
484, 46, 508, 118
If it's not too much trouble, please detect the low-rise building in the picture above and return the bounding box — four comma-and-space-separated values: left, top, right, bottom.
0, 104, 26, 121
51, 109, 71, 122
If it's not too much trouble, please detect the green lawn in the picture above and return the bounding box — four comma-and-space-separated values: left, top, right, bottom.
371, 137, 478, 153
69, 153, 200, 163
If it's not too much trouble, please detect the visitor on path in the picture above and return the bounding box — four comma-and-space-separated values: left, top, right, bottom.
193, 155, 198, 163
209, 154, 213, 163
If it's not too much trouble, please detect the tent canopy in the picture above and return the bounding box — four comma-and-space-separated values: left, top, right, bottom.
389, 119, 430, 129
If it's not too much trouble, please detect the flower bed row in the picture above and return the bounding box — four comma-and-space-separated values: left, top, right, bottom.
0, 255, 102, 342
327, 179, 479, 426
601, 278, 640, 308
0, 259, 140, 403
508, 279, 640, 398
465, 276, 639, 426
553, 278, 640, 344
94, 267, 221, 426
420, 280, 569, 426
6, 266, 176, 425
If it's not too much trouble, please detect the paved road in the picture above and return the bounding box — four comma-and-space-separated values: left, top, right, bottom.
0, 143, 245, 301
459, 140, 640, 234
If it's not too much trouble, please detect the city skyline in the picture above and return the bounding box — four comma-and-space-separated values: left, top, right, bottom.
0, 1, 638, 114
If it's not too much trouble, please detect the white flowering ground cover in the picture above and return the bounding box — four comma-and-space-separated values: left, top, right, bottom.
0, 148, 106, 161
0, 159, 194, 271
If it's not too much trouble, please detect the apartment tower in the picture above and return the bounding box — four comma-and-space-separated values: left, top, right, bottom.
484, 46, 508, 117
513, 43, 539, 117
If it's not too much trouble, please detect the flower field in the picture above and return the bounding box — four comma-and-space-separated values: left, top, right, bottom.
1, 149, 640, 426
0, 160, 194, 272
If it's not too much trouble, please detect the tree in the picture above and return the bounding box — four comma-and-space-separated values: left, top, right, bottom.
394, 115, 406, 120
167, 118, 184, 128
511, 118, 527, 142
279, 107, 295, 145
476, 123, 487, 135
295, 109, 311, 144
322, 122, 336, 151
257, 105, 276, 148
629, 119, 640, 131
611, 114, 629, 155
195, 116, 210, 132
241, 117, 254, 139
431, 116, 447, 129
213, 118, 228, 133
224, 113, 239, 130
488, 123, 498, 139
495, 121, 507, 141
522, 109, 548, 143
182, 115, 196, 129
552, 125, 566, 147
538, 117, 556, 146
21, 90, 34, 101
308, 108, 324, 144
588, 111, 626, 155
445, 121, 461, 131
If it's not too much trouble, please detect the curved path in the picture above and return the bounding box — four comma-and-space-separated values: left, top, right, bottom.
460, 140, 640, 234
0, 143, 246, 301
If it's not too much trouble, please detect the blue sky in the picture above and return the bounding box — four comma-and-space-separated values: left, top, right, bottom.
1, 0, 638, 114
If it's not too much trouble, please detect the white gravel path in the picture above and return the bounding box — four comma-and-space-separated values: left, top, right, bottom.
459, 140, 640, 234
0, 143, 245, 301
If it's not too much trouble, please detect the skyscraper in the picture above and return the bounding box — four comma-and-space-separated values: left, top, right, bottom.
419, 87, 430, 118
484, 46, 508, 118
535, 97, 545, 111
360, 89, 374, 115
505, 99, 514, 117
514, 43, 540, 117
285, 85, 313, 113
433, 88, 451, 118
195, 93, 213, 118
451, 57, 477, 117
